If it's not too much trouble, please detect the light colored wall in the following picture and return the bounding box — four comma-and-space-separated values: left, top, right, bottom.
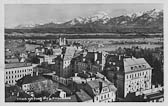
5, 66, 34, 85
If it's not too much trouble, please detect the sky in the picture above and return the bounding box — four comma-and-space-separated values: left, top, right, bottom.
5, 4, 163, 28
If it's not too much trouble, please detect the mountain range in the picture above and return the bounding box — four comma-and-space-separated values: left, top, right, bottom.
6, 9, 163, 34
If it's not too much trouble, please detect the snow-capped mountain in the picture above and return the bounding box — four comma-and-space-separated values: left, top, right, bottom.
14, 24, 39, 29
13, 9, 163, 29
66, 11, 111, 25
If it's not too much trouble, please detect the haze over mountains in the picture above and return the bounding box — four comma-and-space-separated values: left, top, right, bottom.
5, 9, 163, 34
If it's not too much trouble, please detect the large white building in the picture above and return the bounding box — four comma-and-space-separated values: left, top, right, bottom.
106, 55, 153, 98
5, 62, 35, 85
123, 57, 152, 97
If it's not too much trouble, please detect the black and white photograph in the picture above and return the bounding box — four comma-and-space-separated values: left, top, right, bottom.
3, 2, 165, 103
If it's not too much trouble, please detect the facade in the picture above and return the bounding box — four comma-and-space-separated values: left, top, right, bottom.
105, 55, 153, 98
5, 62, 34, 85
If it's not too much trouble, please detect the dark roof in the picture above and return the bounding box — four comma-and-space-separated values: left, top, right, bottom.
76, 89, 92, 102
17, 75, 47, 85
5, 62, 32, 69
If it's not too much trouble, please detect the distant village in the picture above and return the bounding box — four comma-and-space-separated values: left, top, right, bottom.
5, 37, 163, 102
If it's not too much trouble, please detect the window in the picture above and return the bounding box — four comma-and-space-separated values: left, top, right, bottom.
6, 76, 8, 79
9, 81, 10, 83
139, 65, 141, 69
101, 96, 103, 99
131, 67, 134, 70
127, 75, 129, 79
6, 72, 7, 74
12, 71, 13, 74
9, 72, 10, 74
9, 76, 10, 79
108, 94, 109, 97
104, 95, 106, 98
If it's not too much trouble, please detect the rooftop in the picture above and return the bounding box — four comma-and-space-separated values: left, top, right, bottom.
64, 46, 76, 60
5, 62, 32, 69
76, 89, 92, 102
17, 75, 47, 85
124, 57, 152, 73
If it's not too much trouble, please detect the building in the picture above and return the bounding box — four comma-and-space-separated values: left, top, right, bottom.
5, 62, 35, 85
55, 46, 76, 78
73, 50, 107, 74
72, 71, 117, 102
83, 78, 117, 102
17, 75, 58, 94
37, 54, 57, 65
135, 85, 164, 102
105, 55, 153, 99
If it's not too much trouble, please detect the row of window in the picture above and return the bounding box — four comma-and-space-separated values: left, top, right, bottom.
126, 71, 150, 79
6, 79, 17, 84
6, 69, 33, 75
6, 73, 29, 79
96, 93, 111, 101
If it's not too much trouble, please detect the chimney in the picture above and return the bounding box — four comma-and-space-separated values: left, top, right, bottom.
94, 52, 98, 61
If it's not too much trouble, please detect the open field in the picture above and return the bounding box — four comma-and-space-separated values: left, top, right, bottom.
68, 38, 163, 51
